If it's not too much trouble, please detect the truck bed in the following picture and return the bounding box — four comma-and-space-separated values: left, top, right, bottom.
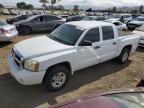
118, 31, 134, 37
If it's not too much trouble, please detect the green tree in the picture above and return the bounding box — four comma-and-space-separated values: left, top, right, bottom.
0, 4, 4, 8
17, 2, 27, 9
39, 0, 60, 14
26, 4, 34, 10
112, 7, 117, 13
73, 5, 79, 11
139, 5, 143, 14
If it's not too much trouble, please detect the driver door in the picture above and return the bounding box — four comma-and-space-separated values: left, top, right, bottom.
30, 16, 45, 32
74, 27, 102, 71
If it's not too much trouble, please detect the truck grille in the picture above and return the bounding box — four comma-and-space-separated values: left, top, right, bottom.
12, 49, 22, 68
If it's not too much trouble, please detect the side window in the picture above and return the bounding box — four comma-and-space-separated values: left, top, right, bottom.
45, 16, 61, 21
31, 16, 44, 23
102, 26, 114, 40
81, 28, 100, 43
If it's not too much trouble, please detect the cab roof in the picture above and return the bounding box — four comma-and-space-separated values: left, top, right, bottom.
66, 21, 114, 29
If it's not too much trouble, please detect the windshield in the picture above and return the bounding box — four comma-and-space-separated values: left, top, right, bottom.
0, 21, 7, 26
136, 17, 144, 21
49, 24, 85, 45
135, 25, 144, 31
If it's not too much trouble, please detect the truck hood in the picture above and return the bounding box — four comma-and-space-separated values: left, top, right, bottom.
14, 36, 74, 59
129, 21, 144, 25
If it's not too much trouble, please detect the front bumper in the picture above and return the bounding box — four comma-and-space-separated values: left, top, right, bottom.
8, 54, 46, 85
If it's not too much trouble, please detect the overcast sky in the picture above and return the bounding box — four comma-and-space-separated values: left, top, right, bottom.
0, 0, 144, 9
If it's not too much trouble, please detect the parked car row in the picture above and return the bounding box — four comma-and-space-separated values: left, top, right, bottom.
1, 12, 144, 41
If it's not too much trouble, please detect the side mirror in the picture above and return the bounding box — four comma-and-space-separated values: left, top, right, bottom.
80, 40, 92, 46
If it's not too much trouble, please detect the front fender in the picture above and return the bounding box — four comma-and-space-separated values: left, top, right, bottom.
32, 49, 76, 74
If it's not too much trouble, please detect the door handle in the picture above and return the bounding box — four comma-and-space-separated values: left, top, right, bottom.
94, 46, 101, 49
113, 42, 117, 45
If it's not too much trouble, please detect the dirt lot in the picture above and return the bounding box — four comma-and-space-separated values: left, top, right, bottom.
0, 15, 144, 108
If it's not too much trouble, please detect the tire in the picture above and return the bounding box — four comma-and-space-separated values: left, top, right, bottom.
122, 29, 127, 32
19, 26, 32, 35
118, 48, 130, 64
44, 65, 70, 91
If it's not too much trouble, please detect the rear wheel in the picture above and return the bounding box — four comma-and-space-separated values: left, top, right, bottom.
118, 48, 130, 64
44, 66, 70, 91
19, 26, 32, 35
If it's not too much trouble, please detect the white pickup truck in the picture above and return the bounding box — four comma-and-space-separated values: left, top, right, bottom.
8, 21, 139, 91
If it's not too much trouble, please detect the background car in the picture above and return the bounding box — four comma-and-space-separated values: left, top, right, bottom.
108, 14, 132, 24
83, 16, 107, 21
105, 20, 127, 31
1, 9, 10, 15
133, 24, 144, 47
14, 14, 66, 35
128, 16, 144, 30
51, 88, 144, 108
0, 21, 18, 41
66, 15, 85, 22
9, 9, 18, 15
6, 14, 32, 24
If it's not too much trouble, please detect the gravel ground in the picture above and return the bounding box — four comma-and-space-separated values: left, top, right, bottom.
0, 15, 144, 108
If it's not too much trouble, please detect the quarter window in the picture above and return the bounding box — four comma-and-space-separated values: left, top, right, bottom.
102, 26, 114, 40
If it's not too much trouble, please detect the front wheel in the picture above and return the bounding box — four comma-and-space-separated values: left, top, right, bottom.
118, 48, 130, 64
44, 66, 70, 91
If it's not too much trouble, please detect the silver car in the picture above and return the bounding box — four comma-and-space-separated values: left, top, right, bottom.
0, 21, 18, 41
14, 14, 66, 35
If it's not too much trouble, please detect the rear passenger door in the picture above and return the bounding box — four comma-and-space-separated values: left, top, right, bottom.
99, 26, 118, 61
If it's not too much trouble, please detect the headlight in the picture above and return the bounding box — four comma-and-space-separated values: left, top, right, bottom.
24, 59, 39, 72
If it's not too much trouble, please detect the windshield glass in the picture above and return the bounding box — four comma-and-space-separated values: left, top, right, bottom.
0, 21, 7, 26
136, 17, 144, 21
49, 24, 85, 45
135, 25, 144, 31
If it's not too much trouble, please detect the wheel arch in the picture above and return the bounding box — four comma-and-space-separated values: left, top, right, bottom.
42, 61, 72, 83
122, 45, 132, 52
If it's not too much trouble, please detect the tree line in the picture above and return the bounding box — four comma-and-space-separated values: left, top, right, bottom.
0, 1, 143, 14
